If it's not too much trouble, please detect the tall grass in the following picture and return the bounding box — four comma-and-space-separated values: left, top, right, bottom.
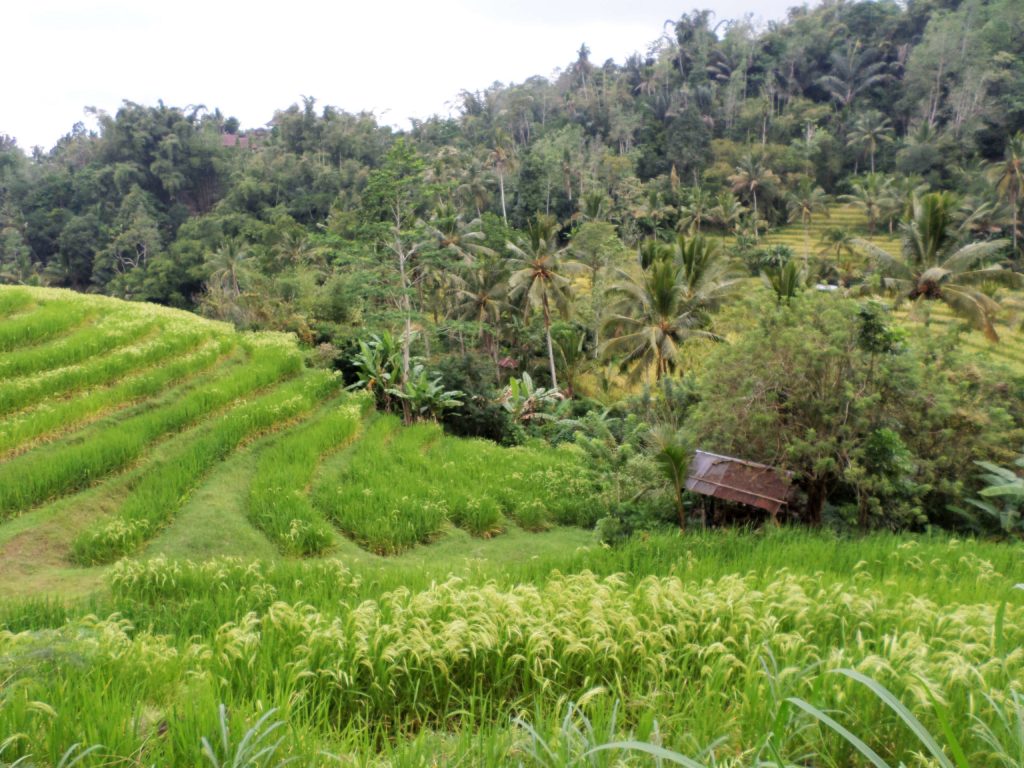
71, 371, 341, 564
245, 394, 368, 555
313, 417, 450, 553
0, 287, 33, 316
0, 341, 302, 520
313, 415, 603, 553
1, 533, 1021, 765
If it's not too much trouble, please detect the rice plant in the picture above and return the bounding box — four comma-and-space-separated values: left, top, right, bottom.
0, 336, 233, 457
2, 532, 1023, 765
0, 288, 33, 317
0, 300, 92, 352
71, 370, 340, 563
313, 415, 603, 553
246, 395, 368, 555
0, 340, 302, 519
0, 327, 208, 416
0, 311, 158, 379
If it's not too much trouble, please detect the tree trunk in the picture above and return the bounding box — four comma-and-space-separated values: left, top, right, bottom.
542, 293, 559, 391
498, 170, 508, 226
857, 493, 870, 531
674, 481, 686, 532
805, 476, 827, 526
396, 237, 414, 425
752, 188, 759, 239
1012, 187, 1019, 264
803, 219, 810, 269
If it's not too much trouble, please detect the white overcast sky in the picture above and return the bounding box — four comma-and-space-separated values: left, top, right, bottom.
3, 0, 798, 151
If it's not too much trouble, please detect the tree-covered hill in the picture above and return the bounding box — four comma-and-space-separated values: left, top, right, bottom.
1, 0, 1021, 311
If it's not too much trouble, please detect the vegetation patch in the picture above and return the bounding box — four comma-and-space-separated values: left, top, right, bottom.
313, 415, 602, 553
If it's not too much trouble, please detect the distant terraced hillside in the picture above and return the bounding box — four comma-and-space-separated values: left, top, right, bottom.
760, 203, 902, 259
0, 287, 602, 596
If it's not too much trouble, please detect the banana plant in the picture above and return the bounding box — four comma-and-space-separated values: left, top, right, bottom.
499, 372, 563, 423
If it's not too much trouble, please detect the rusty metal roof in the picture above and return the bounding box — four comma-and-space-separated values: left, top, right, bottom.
685, 450, 793, 514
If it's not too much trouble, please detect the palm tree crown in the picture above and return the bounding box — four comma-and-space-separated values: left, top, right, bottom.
856, 191, 1016, 341
602, 234, 734, 382
507, 215, 584, 389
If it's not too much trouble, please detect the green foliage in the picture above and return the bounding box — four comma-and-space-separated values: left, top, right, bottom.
687, 292, 1021, 527
648, 425, 691, 529
200, 706, 293, 768
856, 191, 1017, 341
602, 235, 732, 382
348, 331, 402, 411
0, 336, 301, 521
761, 259, 806, 302
500, 372, 563, 424
954, 450, 1024, 535
313, 415, 600, 552
3, 532, 1023, 764
386, 363, 464, 422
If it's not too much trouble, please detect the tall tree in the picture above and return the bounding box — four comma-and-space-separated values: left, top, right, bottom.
728, 153, 779, 238
787, 178, 830, 261
362, 139, 428, 405
847, 110, 894, 173
990, 131, 1024, 262
601, 235, 731, 382
507, 215, 583, 390
816, 41, 891, 111
840, 173, 895, 235
489, 131, 516, 227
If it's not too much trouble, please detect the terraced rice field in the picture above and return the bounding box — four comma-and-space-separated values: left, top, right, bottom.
762, 205, 1024, 368
0, 286, 601, 593
1, 285, 1022, 766
762, 203, 902, 260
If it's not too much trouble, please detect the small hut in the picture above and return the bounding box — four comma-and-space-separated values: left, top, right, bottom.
685, 450, 793, 524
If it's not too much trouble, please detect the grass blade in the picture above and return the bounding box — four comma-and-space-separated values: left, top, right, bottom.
837, 669, 955, 768
583, 740, 708, 768
785, 697, 891, 768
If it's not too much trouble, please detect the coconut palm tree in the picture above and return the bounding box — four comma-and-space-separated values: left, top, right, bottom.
847, 110, 894, 173
507, 215, 584, 390
708, 192, 744, 234
990, 131, 1024, 262
840, 173, 895, 235
856, 191, 1016, 341
427, 203, 495, 265
454, 152, 493, 219
601, 235, 730, 382
677, 185, 714, 234
205, 240, 251, 297
816, 42, 891, 111
818, 227, 860, 287
490, 132, 517, 227
675, 233, 740, 311
787, 178, 830, 261
452, 264, 508, 368
728, 152, 779, 238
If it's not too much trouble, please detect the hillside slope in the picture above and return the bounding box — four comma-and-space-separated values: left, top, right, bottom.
0, 287, 602, 596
